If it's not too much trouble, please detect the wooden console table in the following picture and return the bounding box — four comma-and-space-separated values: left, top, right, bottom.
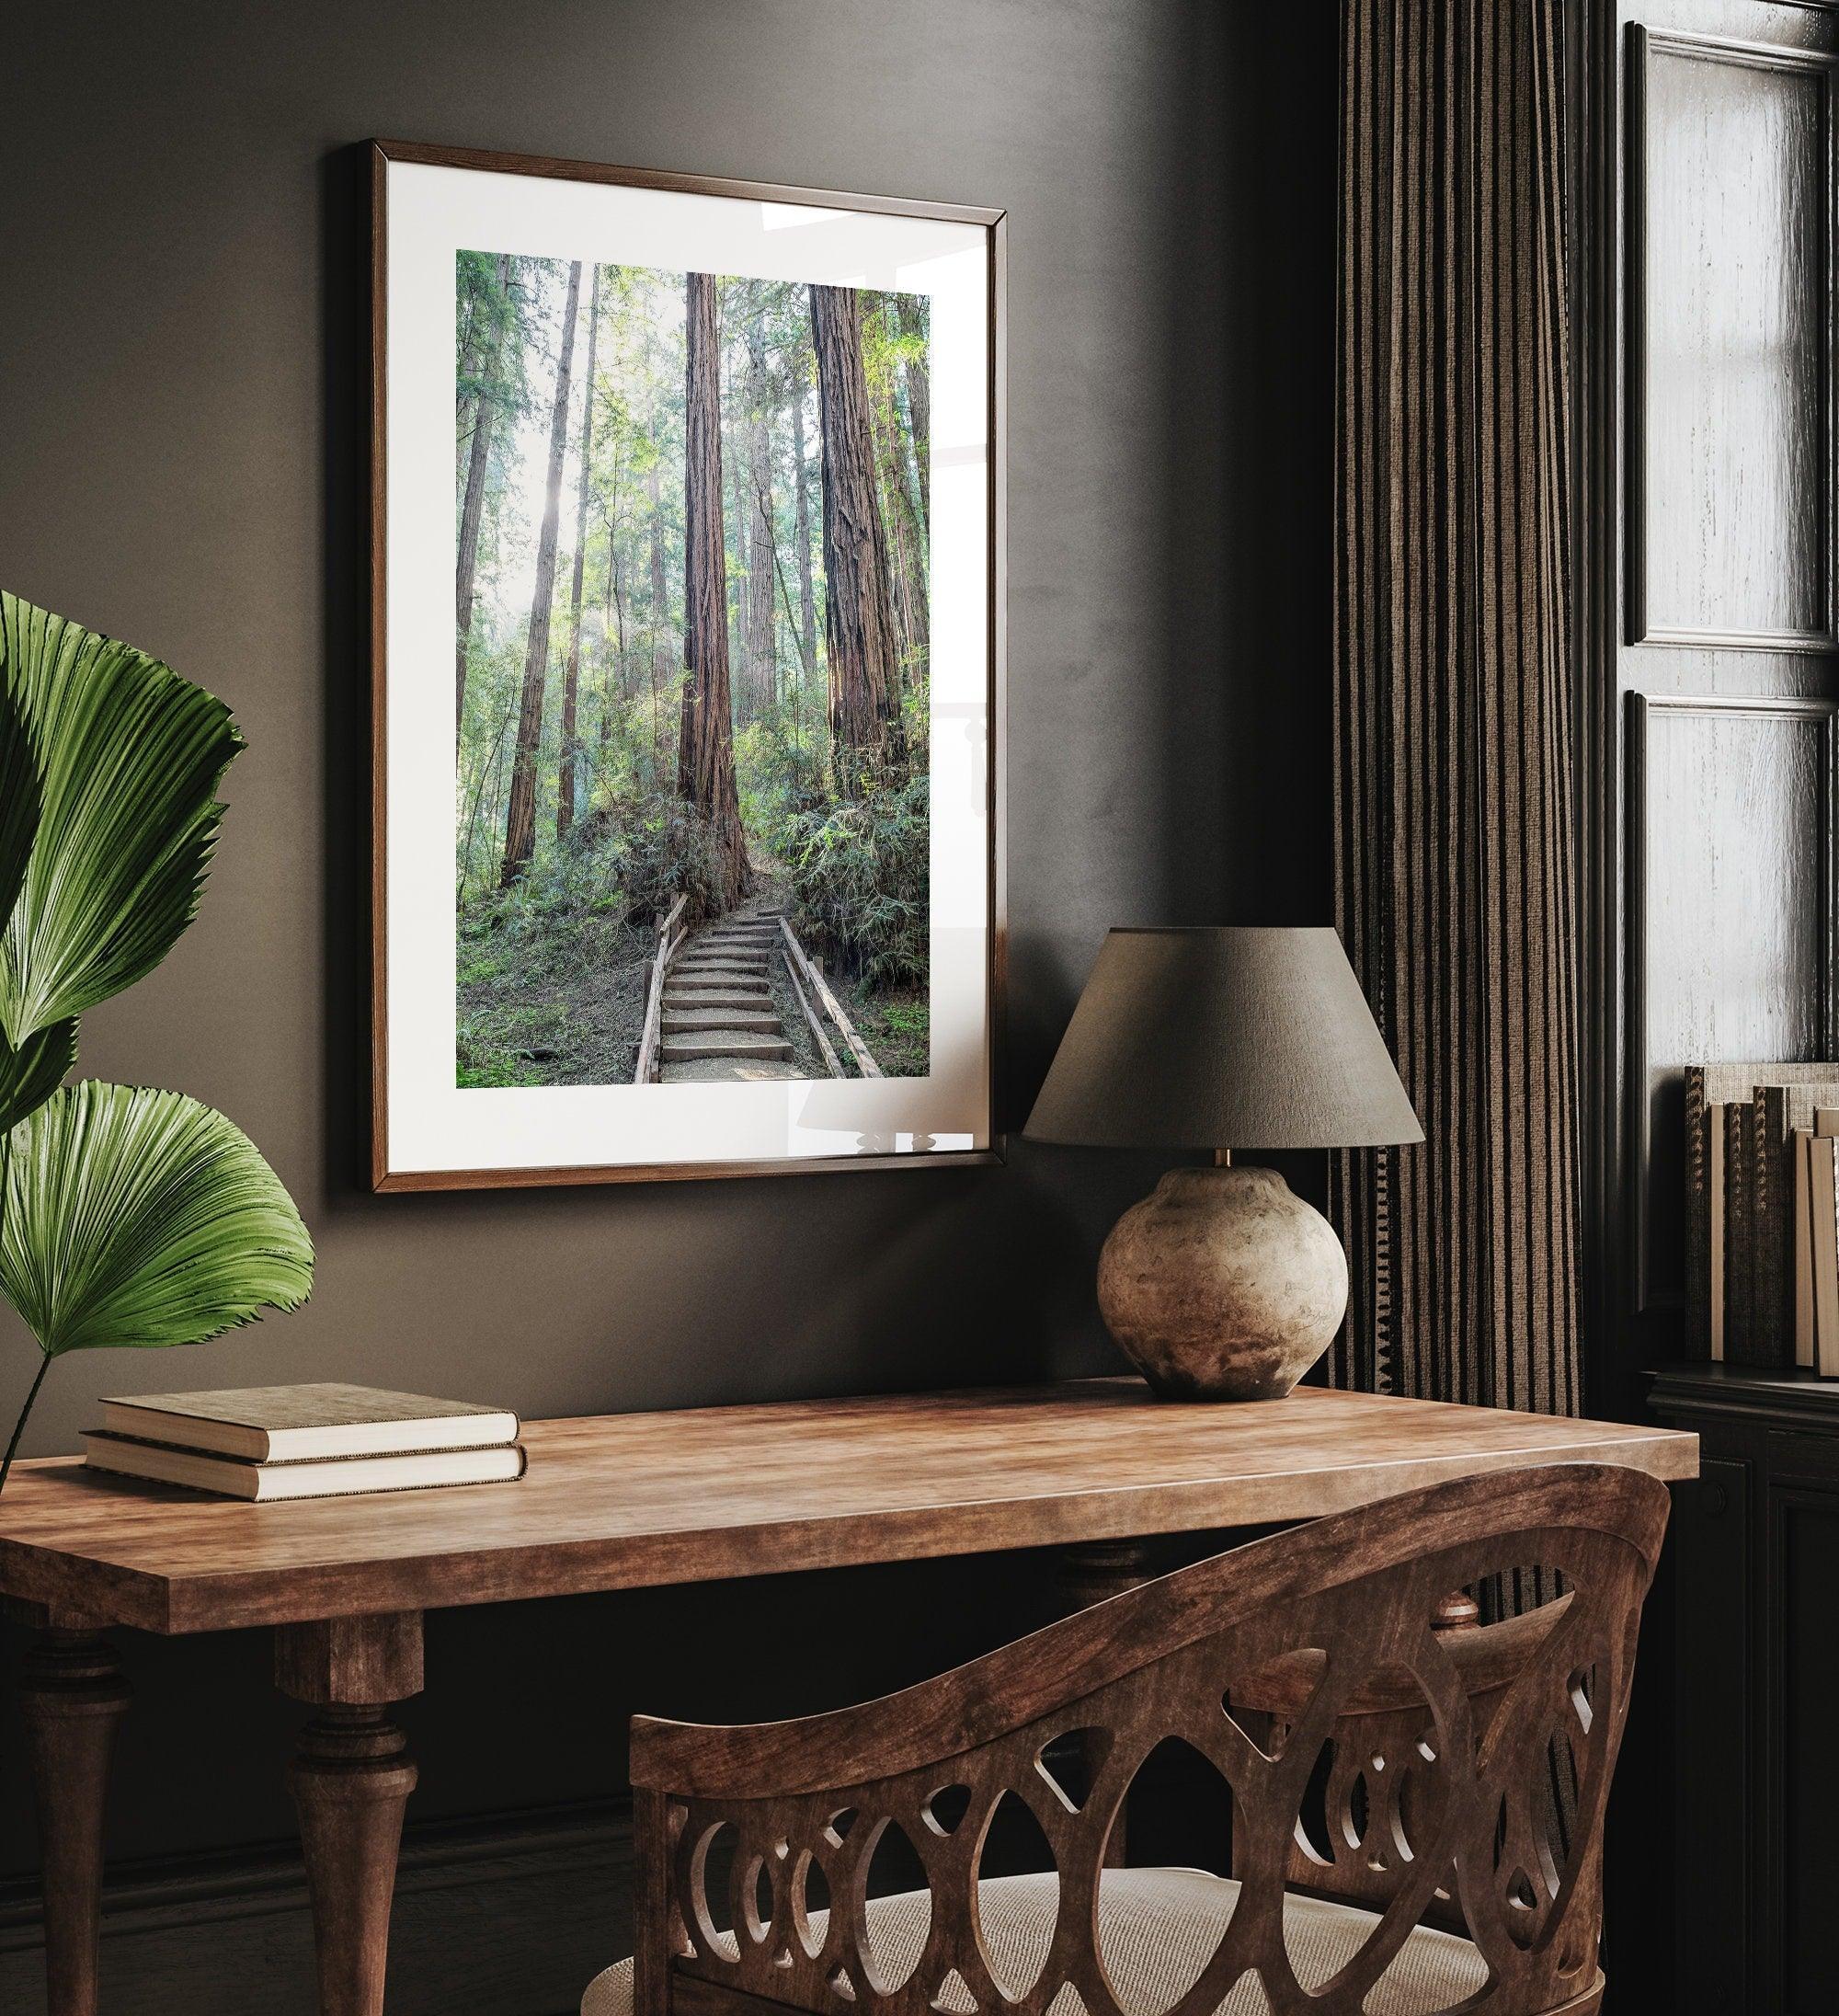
0, 1377, 1697, 2014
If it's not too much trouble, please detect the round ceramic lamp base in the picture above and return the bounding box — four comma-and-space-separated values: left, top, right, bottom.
1096, 1165, 1349, 1402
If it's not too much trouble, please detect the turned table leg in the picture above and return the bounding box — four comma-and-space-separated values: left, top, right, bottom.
277, 1613, 424, 2016
19, 1628, 131, 2016
1057, 1538, 1160, 1614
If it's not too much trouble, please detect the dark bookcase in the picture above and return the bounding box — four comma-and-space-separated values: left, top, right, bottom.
1649, 1366, 1839, 2016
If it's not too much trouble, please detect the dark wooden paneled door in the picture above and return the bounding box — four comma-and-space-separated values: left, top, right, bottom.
1591, 0, 1839, 1384
1576, 3, 1839, 2010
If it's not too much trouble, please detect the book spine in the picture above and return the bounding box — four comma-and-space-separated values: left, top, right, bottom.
1796, 1130, 1814, 1368
1756, 1085, 1796, 1369
1820, 1137, 1839, 1377
1685, 1066, 1712, 1359
1726, 1101, 1752, 1363
1710, 1103, 1726, 1360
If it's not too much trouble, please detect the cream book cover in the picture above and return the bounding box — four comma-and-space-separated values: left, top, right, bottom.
97, 1383, 520, 1462
81, 1432, 527, 1501
1812, 1138, 1839, 1378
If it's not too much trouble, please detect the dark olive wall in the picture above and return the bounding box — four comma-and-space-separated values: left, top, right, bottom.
0, 0, 1334, 1873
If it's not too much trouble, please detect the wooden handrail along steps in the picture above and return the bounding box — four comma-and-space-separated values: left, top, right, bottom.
635, 897, 886, 1084
780, 914, 881, 1077
633, 892, 689, 1084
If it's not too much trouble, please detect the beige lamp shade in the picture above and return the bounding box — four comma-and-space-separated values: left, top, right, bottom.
1023, 926, 1422, 1152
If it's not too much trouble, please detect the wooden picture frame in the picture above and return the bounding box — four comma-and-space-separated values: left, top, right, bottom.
370, 140, 1006, 1190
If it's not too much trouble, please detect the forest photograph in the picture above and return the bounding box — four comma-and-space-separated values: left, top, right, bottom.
454, 250, 932, 1089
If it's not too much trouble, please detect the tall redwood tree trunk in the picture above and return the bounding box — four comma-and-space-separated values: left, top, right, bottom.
648, 459, 669, 638
499, 259, 582, 888
646, 447, 670, 789
601, 510, 627, 749
557, 266, 600, 840
456, 252, 512, 741
810, 283, 903, 783
897, 293, 931, 533
600, 508, 616, 746
744, 323, 778, 716
867, 303, 929, 686
725, 350, 749, 721
680, 270, 751, 911
791, 380, 818, 679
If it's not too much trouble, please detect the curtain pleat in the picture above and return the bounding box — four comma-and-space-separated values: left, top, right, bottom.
1330, 0, 1580, 1417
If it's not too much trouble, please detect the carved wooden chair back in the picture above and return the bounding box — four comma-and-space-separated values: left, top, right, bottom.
1227, 1581, 1588, 1934
627, 1463, 1669, 2016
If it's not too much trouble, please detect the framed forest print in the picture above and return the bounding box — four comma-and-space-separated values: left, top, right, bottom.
371, 140, 1004, 1189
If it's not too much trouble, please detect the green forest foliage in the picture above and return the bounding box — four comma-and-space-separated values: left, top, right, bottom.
454, 251, 933, 1083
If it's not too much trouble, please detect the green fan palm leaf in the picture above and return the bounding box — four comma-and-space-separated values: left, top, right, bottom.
0, 598, 310, 1494
0, 592, 244, 1048
0, 652, 38, 937
0, 668, 63, 1130
0, 1082, 314, 1366
0, 1019, 77, 1136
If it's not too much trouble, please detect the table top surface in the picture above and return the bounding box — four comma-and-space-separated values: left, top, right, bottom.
0, 1378, 1697, 1634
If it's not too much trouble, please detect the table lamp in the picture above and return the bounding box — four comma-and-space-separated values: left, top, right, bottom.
1023, 926, 1422, 1401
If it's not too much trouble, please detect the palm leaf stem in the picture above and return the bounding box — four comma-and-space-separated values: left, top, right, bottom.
0, 1352, 49, 1498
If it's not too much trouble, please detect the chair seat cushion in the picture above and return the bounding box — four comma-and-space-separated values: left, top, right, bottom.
582, 1867, 1491, 2016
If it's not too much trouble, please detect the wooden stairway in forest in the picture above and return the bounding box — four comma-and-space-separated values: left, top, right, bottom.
657, 902, 801, 1084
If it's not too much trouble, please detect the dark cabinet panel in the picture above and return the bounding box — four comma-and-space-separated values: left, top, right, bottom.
1652, 1368, 1839, 2014
1770, 1477, 1839, 2013
1670, 1454, 1752, 2015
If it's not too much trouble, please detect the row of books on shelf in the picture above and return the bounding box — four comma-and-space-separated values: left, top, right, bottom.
82, 1383, 526, 1500
1687, 1061, 1839, 1374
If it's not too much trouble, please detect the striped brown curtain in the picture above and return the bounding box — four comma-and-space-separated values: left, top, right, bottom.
1329, 0, 1580, 1416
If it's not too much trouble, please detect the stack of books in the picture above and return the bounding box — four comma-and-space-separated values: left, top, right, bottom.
82, 1383, 526, 1500
1687, 1062, 1839, 1373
